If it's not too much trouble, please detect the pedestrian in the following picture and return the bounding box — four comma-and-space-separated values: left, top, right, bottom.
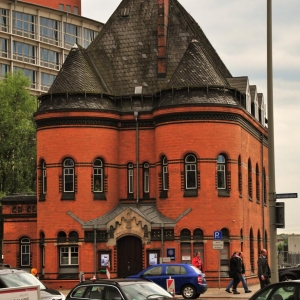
258, 249, 271, 289
225, 251, 241, 294
192, 252, 204, 272
225, 252, 252, 293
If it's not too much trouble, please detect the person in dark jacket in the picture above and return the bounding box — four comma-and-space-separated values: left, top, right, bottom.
258, 249, 271, 288
228, 251, 242, 294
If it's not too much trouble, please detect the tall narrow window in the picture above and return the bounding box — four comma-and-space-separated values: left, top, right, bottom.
185, 154, 197, 189
128, 163, 134, 199
248, 159, 252, 200
143, 162, 150, 198
263, 167, 267, 205
20, 238, 30, 267
256, 164, 260, 202
238, 155, 242, 196
93, 159, 103, 192
63, 158, 74, 192
162, 156, 169, 191
217, 155, 226, 189
42, 160, 47, 194
160, 156, 169, 198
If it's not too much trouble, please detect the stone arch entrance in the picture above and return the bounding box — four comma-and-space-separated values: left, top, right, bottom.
117, 235, 142, 278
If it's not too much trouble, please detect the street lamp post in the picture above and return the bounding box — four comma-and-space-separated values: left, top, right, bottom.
267, 0, 278, 282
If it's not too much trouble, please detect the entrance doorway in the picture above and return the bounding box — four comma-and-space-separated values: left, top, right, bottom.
117, 235, 142, 278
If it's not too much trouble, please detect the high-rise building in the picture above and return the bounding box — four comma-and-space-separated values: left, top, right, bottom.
0, 0, 102, 96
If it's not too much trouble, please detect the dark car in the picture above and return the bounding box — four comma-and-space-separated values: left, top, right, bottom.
249, 280, 300, 300
279, 266, 300, 281
0, 268, 65, 300
65, 278, 173, 300
127, 263, 207, 299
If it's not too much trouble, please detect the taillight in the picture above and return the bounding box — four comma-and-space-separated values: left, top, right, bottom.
197, 275, 202, 284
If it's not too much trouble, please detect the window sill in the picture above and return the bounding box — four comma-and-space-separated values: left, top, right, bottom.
61, 193, 75, 200
218, 189, 230, 197
183, 190, 198, 197
94, 193, 106, 200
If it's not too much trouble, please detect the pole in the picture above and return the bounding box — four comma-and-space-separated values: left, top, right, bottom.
134, 111, 139, 204
267, 0, 278, 282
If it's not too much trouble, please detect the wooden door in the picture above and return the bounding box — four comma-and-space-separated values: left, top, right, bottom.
117, 236, 142, 278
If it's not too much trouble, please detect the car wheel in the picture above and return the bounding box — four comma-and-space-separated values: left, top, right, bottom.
182, 285, 196, 299
281, 274, 296, 281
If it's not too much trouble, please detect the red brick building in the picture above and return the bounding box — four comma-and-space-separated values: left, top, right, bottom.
1, 0, 269, 289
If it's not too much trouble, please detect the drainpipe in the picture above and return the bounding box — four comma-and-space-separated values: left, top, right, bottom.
134, 111, 139, 204
94, 226, 97, 278
261, 133, 265, 248
161, 224, 164, 262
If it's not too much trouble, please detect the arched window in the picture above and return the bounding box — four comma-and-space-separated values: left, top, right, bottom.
20, 237, 30, 267
185, 154, 197, 189
69, 231, 79, 243
93, 158, 103, 192
180, 229, 191, 241
57, 231, 67, 243
127, 163, 134, 199
256, 163, 260, 202
143, 162, 150, 198
217, 155, 226, 189
248, 159, 252, 200
63, 158, 74, 192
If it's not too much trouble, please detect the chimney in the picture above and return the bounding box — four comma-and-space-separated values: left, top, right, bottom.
157, 0, 169, 78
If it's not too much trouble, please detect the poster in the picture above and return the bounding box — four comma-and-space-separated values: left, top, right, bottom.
149, 253, 157, 265
167, 248, 175, 260
101, 254, 110, 267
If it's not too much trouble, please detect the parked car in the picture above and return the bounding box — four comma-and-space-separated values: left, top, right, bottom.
279, 266, 300, 281
249, 280, 300, 300
0, 267, 65, 300
65, 278, 173, 300
127, 263, 207, 299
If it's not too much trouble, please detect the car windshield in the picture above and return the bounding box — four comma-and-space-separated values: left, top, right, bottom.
0, 272, 47, 289
121, 282, 172, 300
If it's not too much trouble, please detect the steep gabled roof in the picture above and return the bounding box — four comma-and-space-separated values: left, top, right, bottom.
49, 44, 106, 94
49, 0, 233, 96
227, 76, 249, 94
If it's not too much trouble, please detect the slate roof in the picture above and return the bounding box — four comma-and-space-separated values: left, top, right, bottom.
48, 0, 233, 97
226, 76, 249, 94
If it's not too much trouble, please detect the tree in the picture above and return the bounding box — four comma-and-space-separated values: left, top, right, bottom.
0, 72, 37, 196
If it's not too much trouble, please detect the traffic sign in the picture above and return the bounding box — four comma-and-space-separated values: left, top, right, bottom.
214, 230, 222, 240
276, 193, 298, 199
166, 278, 175, 294
213, 240, 224, 249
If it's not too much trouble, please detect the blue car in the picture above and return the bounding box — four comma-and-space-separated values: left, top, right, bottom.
127, 263, 207, 299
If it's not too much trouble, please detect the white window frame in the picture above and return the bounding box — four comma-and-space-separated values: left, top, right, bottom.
185, 154, 197, 189
217, 155, 226, 189
60, 246, 78, 266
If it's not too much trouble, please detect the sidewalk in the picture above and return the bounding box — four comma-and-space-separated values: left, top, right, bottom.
60, 283, 261, 299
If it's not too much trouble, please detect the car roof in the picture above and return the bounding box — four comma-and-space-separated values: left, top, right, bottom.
0, 268, 27, 274
75, 278, 150, 287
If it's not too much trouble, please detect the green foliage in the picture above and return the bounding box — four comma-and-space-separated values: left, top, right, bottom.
0, 72, 37, 194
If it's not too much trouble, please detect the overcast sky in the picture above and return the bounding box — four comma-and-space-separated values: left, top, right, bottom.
81, 0, 300, 234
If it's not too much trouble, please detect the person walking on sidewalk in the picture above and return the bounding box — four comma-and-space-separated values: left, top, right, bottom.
192, 252, 204, 272
258, 249, 271, 289
226, 251, 242, 294
225, 252, 251, 293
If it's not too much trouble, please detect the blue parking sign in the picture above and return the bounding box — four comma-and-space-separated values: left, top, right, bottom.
214, 230, 222, 240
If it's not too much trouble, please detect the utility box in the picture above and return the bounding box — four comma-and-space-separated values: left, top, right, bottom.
276, 202, 285, 228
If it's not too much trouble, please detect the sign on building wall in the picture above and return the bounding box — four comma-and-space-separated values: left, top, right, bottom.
167, 248, 175, 260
